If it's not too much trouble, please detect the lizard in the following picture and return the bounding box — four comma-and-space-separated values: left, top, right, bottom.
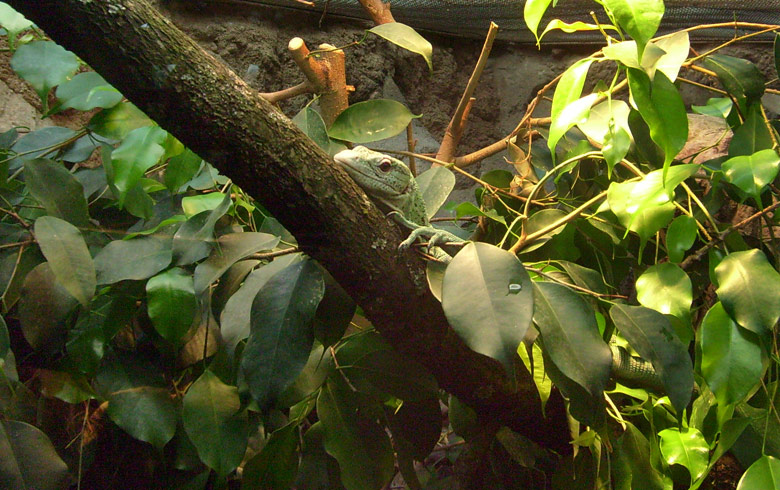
334, 145, 665, 392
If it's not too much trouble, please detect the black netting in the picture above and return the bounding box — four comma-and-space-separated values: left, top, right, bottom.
241, 0, 780, 42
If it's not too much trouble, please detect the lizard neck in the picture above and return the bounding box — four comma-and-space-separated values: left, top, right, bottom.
399, 179, 429, 226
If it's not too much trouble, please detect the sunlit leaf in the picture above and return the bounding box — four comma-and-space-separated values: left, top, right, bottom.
441, 243, 533, 373
0, 3, 33, 48
715, 249, 780, 334
34, 216, 95, 306
369, 23, 432, 72
523, 0, 554, 41
578, 99, 631, 147
548, 93, 599, 158
635, 263, 691, 324
548, 58, 594, 155
164, 148, 202, 192
737, 455, 780, 490
328, 99, 420, 143
540, 20, 616, 43
172, 192, 232, 266
658, 427, 709, 482
182, 370, 248, 476
666, 215, 697, 263
108, 126, 167, 207
604, 0, 664, 58
701, 302, 764, 406
722, 148, 780, 200
691, 97, 733, 119
728, 103, 773, 158
10, 40, 79, 104
55, 71, 123, 111
88, 101, 153, 139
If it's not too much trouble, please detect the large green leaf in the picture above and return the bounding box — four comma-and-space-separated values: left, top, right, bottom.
533, 281, 611, 398
97, 354, 177, 449
441, 242, 533, 373
10, 40, 79, 104
328, 99, 420, 143
715, 250, 780, 335
296, 422, 345, 490
607, 164, 698, 243
524, 0, 554, 41
220, 253, 303, 354
94, 236, 172, 284
737, 455, 780, 490
240, 258, 324, 410
55, 71, 123, 111
192, 232, 279, 294
658, 427, 709, 482
18, 262, 77, 353
34, 216, 95, 306
8, 126, 77, 170
278, 343, 334, 408
700, 302, 763, 407
164, 148, 203, 192
369, 22, 432, 72
242, 424, 299, 490
25, 158, 89, 227
548, 58, 594, 156
665, 215, 697, 263
0, 420, 69, 490
626, 68, 688, 178
146, 267, 198, 344
88, 101, 153, 139
703, 54, 765, 111
610, 304, 693, 412
318, 377, 394, 490
182, 370, 248, 476
0, 3, 33, 48
635, 263, 691, 325
728, 103, 773, 158
312, 269, 355, 348
108, 126, 167, 207
416, 166, 455, 220
604, 0, 664, 58
722, 148, 780, 200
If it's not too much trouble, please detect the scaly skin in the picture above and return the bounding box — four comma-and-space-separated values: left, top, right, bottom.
335, 146, 664, 392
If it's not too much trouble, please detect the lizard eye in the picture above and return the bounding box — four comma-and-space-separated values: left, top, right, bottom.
378, 159, 393, 172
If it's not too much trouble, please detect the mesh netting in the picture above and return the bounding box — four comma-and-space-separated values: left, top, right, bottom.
247, 0, 780, 42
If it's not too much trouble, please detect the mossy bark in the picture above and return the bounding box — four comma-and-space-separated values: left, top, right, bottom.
6, 0, 568, 451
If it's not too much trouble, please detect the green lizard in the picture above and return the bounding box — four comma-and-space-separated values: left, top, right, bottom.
334, 145, 665, 392
334, 146, 463, 257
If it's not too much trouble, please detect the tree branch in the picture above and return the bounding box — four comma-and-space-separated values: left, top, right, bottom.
6, 0, 568, 451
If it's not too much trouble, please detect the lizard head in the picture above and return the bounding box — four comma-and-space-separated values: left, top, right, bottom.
334, 146, 414, 200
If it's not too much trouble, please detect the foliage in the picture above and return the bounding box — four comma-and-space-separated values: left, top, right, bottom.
1, 0, 780, 489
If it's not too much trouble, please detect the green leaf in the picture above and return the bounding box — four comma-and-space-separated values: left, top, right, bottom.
614, 422, 671, 490
313, 270, 356, 348
10, 40, 79, 104
722, 149, 780, 200
38, 370, 96, 404
240, 258, 324, 410
635, 263, 691, 324
164, 148, 202, 192
318, 377, 394, 490
0, 3, 33, 47
540, 20, 616, 43
88, 101, 153, 139
703, 54, 765, 111
728, 103, 773, 158
0, 420, 70, 490
97, 354, 177, 449
278, 343, 334, 408
146, 268, 198, 344
607, 164, 698, 242
533, 281, 612, 398
578, 99, 631, 146
604, 0, 664, 58
416, 166, 455, 219
34, 216, 95, 306
220, 254, 303, 354
25, 158, 90, 227
94, 236, 172, 284
328, 99, 420, 143
8, 126, 77, 170
700, 302, 764, 407
610, 304, 693, 412
182, 370, 248, 476
296, 422, 345, 490
193, 232, 280, 294
181, 192, 227, 218
441, 242, 533, 373
172, 192, 232, 266
369, 23, 432, 72
108, 126, 167, 207
692, 97, 733, 119
55, 71, 123, 111
737, 455, 780, 490
548, 58, 594, 155
715, 249, 780, 334
292, 105, 331, 152
521, 208, 569, 253
18, 262, 77, 353
0, 315, 8, 361
242, 424, 299, 490
658, 427, 709, 482
665, 215, 697, 263
626, 68, 688, 178
523, 0, 554, 41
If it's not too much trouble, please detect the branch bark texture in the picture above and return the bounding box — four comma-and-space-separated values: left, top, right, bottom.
6, 0, 568, 451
